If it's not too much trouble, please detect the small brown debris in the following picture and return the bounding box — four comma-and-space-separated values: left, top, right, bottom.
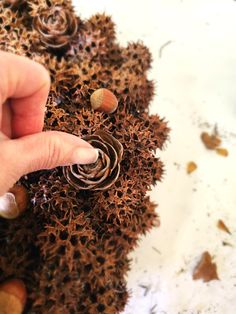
217, 219, 231, 234
159, 40, 173, 58
187, 161, 197, 174
222, 241, 234, 247
222, 241, 233, 247
152, 246, 161, 254
201, 132, 221, 150
139, 284, 151, 296
176, 268, 185, 275
216, 148, 228, 157
193, 251, 219, 282
149, 304, 157, 314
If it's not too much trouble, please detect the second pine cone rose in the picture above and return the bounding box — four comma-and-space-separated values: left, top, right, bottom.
63, 131, 123, 191
33, 6, 78, 49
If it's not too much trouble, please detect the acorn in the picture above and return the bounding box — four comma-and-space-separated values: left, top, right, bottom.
0, 279, 27, 314
90, 88, 118, 113
0, 185, 29, 219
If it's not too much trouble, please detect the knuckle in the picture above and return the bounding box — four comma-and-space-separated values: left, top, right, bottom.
45, 132, 63, 169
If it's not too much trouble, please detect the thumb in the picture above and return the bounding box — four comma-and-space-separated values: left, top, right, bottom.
0, 131, 98, 195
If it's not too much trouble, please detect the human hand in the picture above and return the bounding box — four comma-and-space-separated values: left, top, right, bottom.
0, 51, 98, 196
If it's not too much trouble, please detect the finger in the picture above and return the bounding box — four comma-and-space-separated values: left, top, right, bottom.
0, 131, 98, 195
2, 100, 11, 137
0, 51, 50, 138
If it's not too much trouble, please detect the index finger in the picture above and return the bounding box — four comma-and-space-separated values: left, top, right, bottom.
0, 51, 50, 138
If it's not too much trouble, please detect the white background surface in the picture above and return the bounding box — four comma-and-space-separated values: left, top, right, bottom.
75, 1, 236, 313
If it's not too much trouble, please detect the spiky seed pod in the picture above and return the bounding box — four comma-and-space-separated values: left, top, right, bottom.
33, 6, 78, 49
3, 0, 24, 8
63, 130, 123, 190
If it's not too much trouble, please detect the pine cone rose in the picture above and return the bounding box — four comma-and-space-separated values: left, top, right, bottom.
63, 131, 123, 191
33, 6, 78, 49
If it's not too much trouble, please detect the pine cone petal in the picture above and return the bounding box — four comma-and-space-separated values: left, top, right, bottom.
63, 131, 123, 191
94, 164, 121, 191
95, 130, 124, 162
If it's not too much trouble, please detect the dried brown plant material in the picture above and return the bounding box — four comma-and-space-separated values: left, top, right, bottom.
193, 251, 219, 282
187, 161, 197, 174
201, 131, 221, 150
34, 6, 78, 49
217, 219, 231, 234
63, 130, 123, 190
0, 279, 27, 314
216, 147, 228, 157
3, 0, 24, 7
222, 241, 233, 247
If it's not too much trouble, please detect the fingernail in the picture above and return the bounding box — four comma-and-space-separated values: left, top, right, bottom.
71, 147, 98, 165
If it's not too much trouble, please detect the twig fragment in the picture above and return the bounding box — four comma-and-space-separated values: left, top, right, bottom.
159, 40, 173, 58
